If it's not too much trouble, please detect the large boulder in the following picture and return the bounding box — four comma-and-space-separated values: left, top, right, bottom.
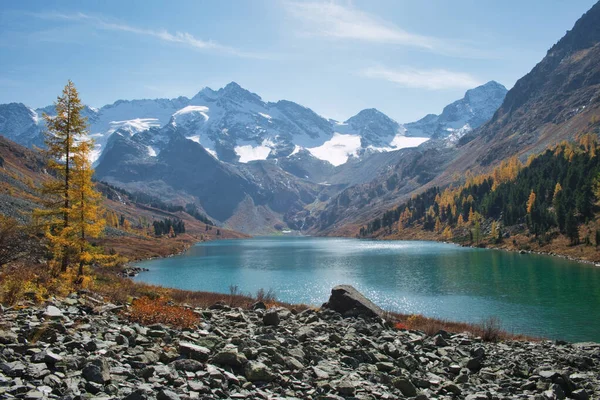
322, 285, 384, 319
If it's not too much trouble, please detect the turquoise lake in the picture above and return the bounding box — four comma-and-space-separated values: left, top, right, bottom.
134, 237, 600, 342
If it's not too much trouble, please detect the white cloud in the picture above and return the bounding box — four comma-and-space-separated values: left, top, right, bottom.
31, 12, 264, 59
283, 1, 491, 58
285, 1, 436, 50
361, 66, 482, 90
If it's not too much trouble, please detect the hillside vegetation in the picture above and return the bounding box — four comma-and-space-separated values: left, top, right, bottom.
360, 133, 600, 263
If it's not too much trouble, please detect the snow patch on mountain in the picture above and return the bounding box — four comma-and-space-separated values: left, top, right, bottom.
147, 146, 158, 157
173, 105, 209, 122
288, 145, 302, 158
389, 135, 430, 149
107, 118, 161, 136
205, 148, 219, 159
308, 133, 362, 166
235, 139, 274, 163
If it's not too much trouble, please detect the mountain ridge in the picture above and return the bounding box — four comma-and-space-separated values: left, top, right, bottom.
0, 80, 508, 234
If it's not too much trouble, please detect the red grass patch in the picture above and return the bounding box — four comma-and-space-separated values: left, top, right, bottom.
394, 322, 409, 330
126, 297, 200, 329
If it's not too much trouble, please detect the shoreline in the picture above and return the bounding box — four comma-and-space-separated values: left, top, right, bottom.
357, 229, 600, 267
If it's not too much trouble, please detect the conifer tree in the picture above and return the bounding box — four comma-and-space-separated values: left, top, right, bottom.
34, 80, 89, 272
490, 221, 498, 242
70, 139, 105, 275
526, 190, 536, 214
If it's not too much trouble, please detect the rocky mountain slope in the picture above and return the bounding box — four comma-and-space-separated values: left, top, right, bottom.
457, 1, 600, 167
313, 2, 600, 235
1, 289, 598, 399
0, 135, 245, 260
404, 81, 507, 141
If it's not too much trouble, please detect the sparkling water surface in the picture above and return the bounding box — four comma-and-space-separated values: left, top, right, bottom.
134, 237, 600, 342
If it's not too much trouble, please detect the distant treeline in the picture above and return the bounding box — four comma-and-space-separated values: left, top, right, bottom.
153, 218, 185, 236
361, 135, 600, 246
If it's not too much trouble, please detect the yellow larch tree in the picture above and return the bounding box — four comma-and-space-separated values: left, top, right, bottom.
527, 190, 536, 214
434, 217, 442, 233
553, 182, 562, 202
490, 221, 498, 240
467, 207, 475, 224
34, 80, 88, 272
70, 139, 105, 275
441, 226, 452, 240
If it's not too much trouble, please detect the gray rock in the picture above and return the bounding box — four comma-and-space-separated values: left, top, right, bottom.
337, 380, 355, 396
171, 359, 204, 372
43, 306, 64, 320
179, 342, 210, 362
571, 389, 590, 400
211, 349, 248, 367
323, 285, 385, 318
263, 310, 280, 326
393, 377, 418, 396
312, 366, 329, 380
434, 334, 449, 347
157, 389, 181, 400
467, 357, 482, 371
82, 358, 111, 384
123, 389, 149, 400
244, 361, 276, 382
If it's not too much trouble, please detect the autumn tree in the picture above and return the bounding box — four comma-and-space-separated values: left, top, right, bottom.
70, 139, 105, 275
526, 190, 536, 214
34, 81, 89, 271
34, 81, 104, 274
472, 213, 482, 245
490, 221, 498, 242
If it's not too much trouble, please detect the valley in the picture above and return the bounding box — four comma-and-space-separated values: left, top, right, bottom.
2, 2, 600, 399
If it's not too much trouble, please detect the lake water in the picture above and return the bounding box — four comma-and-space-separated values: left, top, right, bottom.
134, 237, 600, 342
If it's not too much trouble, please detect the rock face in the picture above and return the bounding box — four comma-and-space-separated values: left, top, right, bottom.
323, 284, 385, 318
0, 292, 599, 399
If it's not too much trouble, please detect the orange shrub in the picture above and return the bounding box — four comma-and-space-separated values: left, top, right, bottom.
394, 322, 409, 330
126, 297, 200, 329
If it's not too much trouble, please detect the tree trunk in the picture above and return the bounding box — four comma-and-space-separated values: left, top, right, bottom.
61, 93, 72, 272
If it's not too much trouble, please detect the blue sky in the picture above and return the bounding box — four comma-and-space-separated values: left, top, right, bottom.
0, 0, 597, 122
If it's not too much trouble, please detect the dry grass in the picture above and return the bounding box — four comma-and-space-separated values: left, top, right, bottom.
125, 297, 200, 329
0, 262, 94, 306
387, 312, 537, 342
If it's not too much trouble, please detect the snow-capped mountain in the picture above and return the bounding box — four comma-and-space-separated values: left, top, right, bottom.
0, 81, 506, 169
404, 81, 508, 141
0, 103, 43, 147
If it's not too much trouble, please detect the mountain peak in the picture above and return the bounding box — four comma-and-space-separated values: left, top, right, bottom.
219, 82, 262, 101
547, 1, 600, 58
473, 80, 506, 91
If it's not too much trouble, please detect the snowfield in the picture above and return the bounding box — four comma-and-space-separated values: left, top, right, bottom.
389, 135, 429, 149
308, 133, 362, 166
235, 139, 274, 163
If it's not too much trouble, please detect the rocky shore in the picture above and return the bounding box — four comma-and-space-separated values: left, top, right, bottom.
1, 287, 599, 400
